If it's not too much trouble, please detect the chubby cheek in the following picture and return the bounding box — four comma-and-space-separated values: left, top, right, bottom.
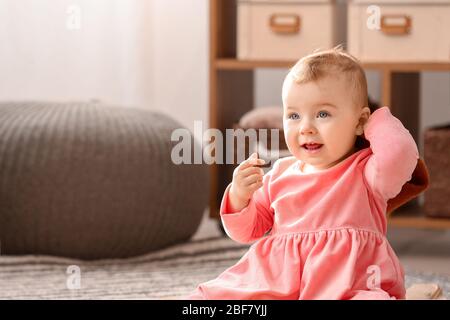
324, 128, 354, 157
284, 126, 301, 156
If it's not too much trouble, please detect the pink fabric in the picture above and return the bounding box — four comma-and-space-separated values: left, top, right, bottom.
187, 107, 419, 300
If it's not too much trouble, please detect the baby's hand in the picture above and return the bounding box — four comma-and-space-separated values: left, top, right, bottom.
228, 153, 266, 212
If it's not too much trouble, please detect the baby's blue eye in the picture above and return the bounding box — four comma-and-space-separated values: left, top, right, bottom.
318, 111, 330, 118
288, 113, 300, 120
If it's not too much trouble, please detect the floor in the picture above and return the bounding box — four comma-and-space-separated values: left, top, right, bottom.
193, 210, 450, 276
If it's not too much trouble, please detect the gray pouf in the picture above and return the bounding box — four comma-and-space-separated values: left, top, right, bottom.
0, 102, 209, 260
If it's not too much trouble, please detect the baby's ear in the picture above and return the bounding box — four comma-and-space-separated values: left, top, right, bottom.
356, 107, 371, 135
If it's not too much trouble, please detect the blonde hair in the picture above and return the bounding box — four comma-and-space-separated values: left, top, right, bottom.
287, 45, 368, 109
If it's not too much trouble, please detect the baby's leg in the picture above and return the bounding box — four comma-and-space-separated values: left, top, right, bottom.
185, 276, 300, 300
185, 238, 302, 300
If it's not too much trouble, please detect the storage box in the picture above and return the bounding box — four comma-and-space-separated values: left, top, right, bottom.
423, 124, 450, 218
237, 0, 338, 60
348, 0, 450, 62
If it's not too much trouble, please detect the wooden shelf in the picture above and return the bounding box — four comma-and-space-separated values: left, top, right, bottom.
389, 215, 450, 230
361, 62, 450, 72
215, 58, 450, 71
215, 58, 295, 70
389, 204, 450, 230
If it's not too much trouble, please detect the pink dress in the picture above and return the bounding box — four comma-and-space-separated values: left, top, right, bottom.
187, 107, 419, 300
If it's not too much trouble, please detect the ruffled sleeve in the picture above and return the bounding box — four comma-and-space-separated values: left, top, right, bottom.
363, 107, 419, 202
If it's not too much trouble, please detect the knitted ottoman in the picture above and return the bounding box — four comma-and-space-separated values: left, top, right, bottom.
0, 102, 209, 259
424, 124, 450, 218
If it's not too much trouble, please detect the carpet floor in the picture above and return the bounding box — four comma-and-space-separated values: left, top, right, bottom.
0, 235, 448, 300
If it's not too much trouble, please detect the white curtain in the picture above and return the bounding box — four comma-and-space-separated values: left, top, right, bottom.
0, 0, 154, 108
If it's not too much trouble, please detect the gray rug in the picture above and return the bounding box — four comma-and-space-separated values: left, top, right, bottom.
0, 236, 448, 300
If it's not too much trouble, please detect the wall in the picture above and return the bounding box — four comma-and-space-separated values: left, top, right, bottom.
0, 0, 154, 110
151, 0, 208, 133
0, 0, 208, 135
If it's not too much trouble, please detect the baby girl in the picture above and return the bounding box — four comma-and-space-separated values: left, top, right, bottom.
187, 47, 419, 300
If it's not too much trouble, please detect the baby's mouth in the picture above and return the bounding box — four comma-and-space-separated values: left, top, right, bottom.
301, 143, 323, 150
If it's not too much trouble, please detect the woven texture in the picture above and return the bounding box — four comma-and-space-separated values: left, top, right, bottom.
0, 235, 447, 300
0, 102, 208, 260
424, 124, 450, 218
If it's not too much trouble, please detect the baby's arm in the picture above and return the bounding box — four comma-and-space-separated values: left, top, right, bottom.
364, 107, 419, 202
220, 154, 275, 244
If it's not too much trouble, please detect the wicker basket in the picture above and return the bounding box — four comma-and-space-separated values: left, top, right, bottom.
424, 124, 450, 218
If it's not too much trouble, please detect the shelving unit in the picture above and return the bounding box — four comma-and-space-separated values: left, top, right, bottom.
208, 0, 450, 229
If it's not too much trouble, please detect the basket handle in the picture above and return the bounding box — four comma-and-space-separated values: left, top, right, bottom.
381, 14, 411, 35
269, 13, 301, 35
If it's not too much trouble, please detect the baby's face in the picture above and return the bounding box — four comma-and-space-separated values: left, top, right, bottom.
282, 75, 369, 172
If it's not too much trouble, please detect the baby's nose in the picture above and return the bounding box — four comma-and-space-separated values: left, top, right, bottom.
300, 122, 317, 134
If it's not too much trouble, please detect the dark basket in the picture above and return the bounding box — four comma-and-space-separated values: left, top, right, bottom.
423, 124, 450, 218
